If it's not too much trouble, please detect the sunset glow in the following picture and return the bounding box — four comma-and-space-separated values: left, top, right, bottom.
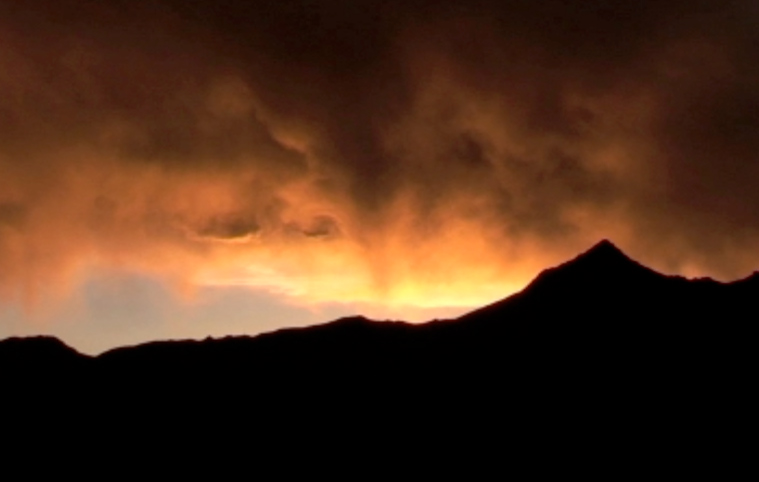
2, 1, 759, 353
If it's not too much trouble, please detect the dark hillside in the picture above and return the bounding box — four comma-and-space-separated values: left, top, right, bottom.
1, 241, 756, 471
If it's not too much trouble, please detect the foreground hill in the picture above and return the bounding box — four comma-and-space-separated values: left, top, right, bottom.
2, 240, 756, 472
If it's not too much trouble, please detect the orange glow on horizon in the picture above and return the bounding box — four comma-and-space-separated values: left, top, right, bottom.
3, 0, 759, 328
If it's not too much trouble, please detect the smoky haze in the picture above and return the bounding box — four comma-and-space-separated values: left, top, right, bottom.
1, 0, 759, 310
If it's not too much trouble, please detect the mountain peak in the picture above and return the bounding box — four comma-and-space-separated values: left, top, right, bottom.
563, 239, 637, 269
517, 239, 658, 296
558, 239, 649, 275
581, 239, 628, 261
459, 239, 664, 321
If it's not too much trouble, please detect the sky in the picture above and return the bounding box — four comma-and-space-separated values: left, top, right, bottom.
2, 0, 759, 354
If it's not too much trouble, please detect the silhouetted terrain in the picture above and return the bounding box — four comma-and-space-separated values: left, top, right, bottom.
3, 240, 756, 472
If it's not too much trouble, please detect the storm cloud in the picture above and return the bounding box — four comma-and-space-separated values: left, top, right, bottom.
2, 0, 759, 309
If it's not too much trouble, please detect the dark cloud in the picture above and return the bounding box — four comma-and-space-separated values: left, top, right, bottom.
2, 0, 759, 307
0, 203, 26, 229
293, 215, 341, 238
194, 214, 260, 242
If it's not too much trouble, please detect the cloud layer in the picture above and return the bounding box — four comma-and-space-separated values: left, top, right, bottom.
2, 0, 759, 311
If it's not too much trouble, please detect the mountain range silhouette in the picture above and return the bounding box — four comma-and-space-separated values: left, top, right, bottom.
3, 240, 756, 473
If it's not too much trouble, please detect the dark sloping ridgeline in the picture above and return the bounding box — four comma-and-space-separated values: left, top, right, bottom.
2, 240, 757, 474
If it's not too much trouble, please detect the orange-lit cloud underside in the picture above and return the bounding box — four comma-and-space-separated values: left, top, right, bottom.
2, 1, 759, 314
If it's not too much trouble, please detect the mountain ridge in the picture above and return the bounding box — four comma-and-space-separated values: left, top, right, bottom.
2, 239, 756, 469
1, 239, 754, 354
